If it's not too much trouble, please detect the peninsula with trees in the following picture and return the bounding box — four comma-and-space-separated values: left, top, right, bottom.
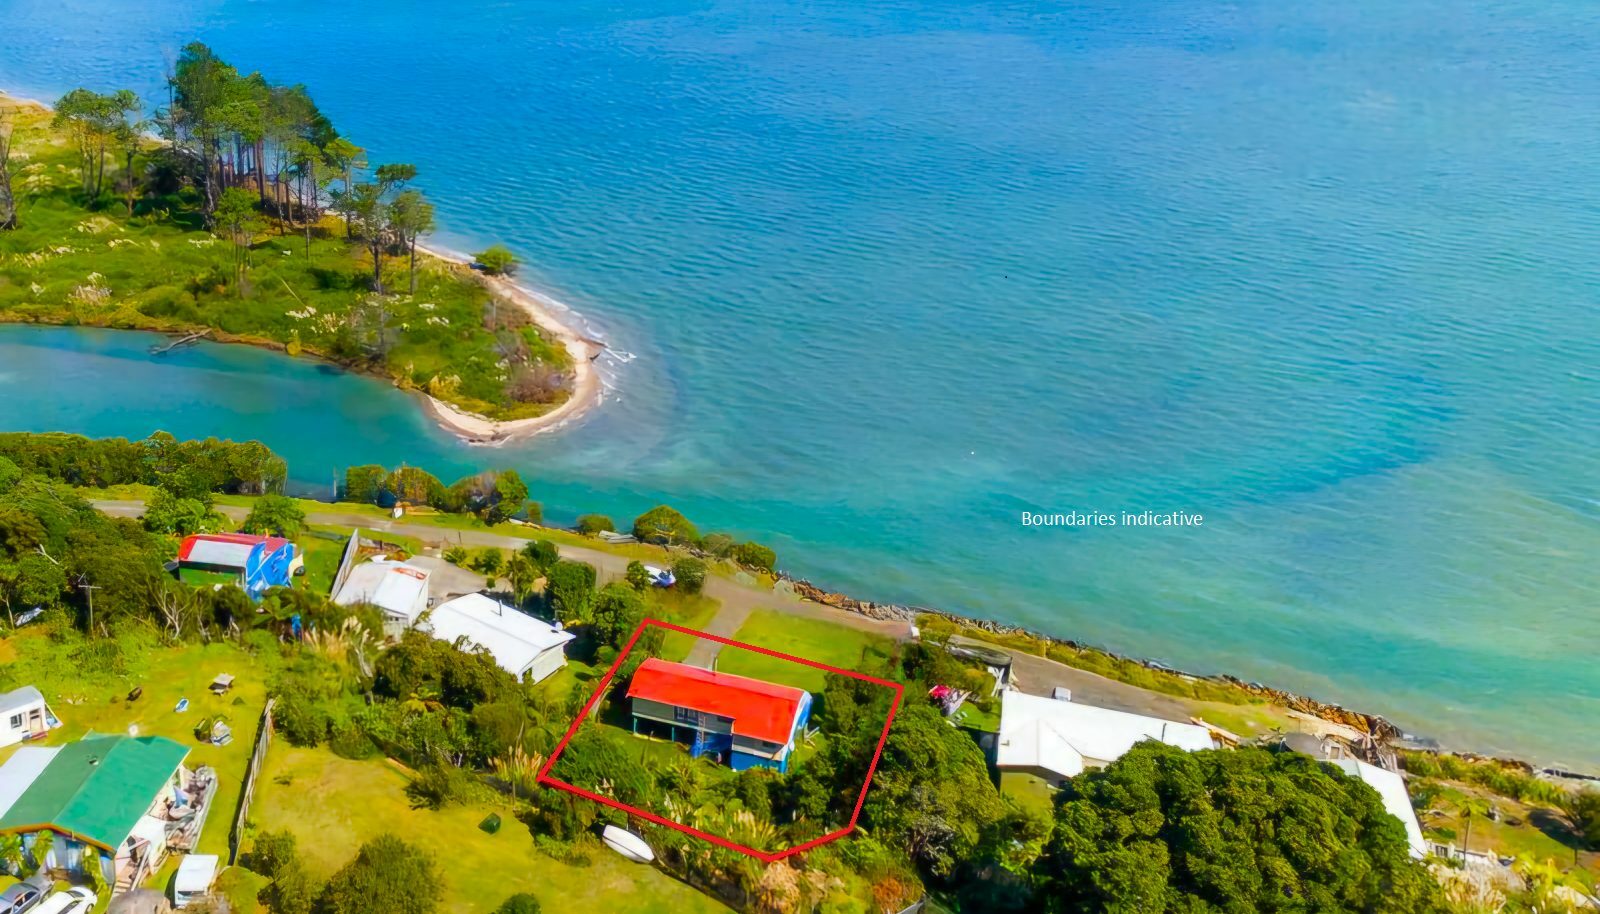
0, 43, 602, 442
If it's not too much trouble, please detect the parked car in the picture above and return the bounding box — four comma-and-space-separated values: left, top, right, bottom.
32, 888, 97, 914
0, 875, 52, 914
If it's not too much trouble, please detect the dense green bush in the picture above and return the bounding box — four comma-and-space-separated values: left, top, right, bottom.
320, 834, 440, 914
698, 533, 735, 558
242, 494, 308, 539
624, 560, 652, 591
443, 545, 469, 565
670, 557, 707, 594
493, 894, 542, 914
522, 539, 559, 573
545, 560, 596, 624
343, 465, 387, 504
475, 244, 520, 276
575, 514, 614, 536
730, 541, 777, 573
631, 505, 699, 545
0, 431, 285, 493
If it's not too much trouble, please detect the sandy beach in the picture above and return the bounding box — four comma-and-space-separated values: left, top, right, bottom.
413, 243, 607, 445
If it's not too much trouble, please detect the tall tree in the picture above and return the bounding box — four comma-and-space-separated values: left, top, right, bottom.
322, 136, 366, 239
169, 42, 241, 217
345, 182, 390, 292
387, 188, 435, 293
0, 110, 17, 229
213, 187, 261, 293
53, 89, 139, 202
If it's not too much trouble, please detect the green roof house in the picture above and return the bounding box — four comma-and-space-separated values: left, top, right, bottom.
0, 734, 216, 891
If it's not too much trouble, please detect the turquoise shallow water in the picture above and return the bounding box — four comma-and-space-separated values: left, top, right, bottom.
2, 0, 1598, 767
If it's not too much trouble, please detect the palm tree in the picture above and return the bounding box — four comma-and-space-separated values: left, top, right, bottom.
29, 830, 54, 875
1459, 796, 1491, 860
0, 832, 24, 875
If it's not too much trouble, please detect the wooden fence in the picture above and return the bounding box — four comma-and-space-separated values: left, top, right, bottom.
228, 697, 276, 865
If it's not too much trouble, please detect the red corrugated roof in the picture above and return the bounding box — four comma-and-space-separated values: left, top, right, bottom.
177, 533, 289, 564
627, 658, 807, 745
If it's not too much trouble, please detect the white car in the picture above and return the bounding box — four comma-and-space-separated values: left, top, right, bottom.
32, 888, 97, 914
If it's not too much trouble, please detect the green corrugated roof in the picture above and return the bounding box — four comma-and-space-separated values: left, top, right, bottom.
0, 735, 188, 850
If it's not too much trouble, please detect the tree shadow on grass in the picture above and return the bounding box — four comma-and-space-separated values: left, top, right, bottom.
1529, 806, 1588, 853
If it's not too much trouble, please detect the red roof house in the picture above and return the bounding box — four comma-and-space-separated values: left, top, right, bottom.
626, 658, 813, 772
176, 533, 297, 599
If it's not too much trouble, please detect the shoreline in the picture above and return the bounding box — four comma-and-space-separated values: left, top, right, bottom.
413, 242, 608, 446
0, 89, 609, 447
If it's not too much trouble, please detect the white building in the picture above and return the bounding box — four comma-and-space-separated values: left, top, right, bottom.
424, 593, 576, 684
0, 685, 51, 748
332, 559, 432, 637
1329, 757, 1428, 859
996, 690, 1216, 786
174, 854, 220, 908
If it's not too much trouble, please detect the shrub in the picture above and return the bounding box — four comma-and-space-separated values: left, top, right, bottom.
443, 546, 469, 565
671, 557, 707, 594
699, 533, 735, 558
524, 501, 543, 525
494, 894, 542, 914
731, 541, 777, 573
404, 764, 475, 810
1569, 790, 1600, 849
546, 560, 596, 623
343, 465, 388, 504
575, 514, 614, 536
321, 834, 440, 914
273, 692, 328, 747
625, 560, 652, 591
475, 244, 520, 276
242, 494, 307, 539
522, 539, 559, 573
631, 504, 699, 545
471, 548, 504, 576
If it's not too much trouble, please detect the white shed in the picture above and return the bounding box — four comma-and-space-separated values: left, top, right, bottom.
424, 594, 576, 684
0, 686, 51, 748
173, 854, 219, 908
332, 559, 432, 636
996, 690, 1215, 785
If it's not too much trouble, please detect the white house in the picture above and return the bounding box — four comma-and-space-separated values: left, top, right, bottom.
0, 685, 51, 748
424, 593, 576, 684
996, 690, 1216, 786
1329, 758, 1428, 859
332, 559, 432, 637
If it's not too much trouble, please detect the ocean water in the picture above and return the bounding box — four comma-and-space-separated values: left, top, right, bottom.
2, 0, 1598, 767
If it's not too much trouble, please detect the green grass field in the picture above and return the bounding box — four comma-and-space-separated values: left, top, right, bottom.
715, 610, 893, 692
248, 746, 730, 914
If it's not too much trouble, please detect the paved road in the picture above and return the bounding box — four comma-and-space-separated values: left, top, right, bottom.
96, 499, 1193, 719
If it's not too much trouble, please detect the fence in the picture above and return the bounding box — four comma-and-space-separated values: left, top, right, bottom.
229, 697, 276, 865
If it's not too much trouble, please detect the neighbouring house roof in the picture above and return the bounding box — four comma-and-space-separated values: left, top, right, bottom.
997, 690, 1214, 779
0, 747, 60, 819
0, 685, 44, 716
177, 533, 288, 569
332, 560, 431, 623
1329, 758, 1428, 859
627, 658, 809, 745
425, 594, 575, 676
0, 734, 188, 850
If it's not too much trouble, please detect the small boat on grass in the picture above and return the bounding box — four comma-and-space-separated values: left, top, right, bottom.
601, 825, 654, 863
642, 565, 676, 588
174, 698, 190, 713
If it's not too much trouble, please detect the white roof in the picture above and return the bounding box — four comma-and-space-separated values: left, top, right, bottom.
0, 685, 44, 715
426, 594, 575, 676
1329, 758, 1427, 859
184, 540, 255, 568
175, 854, 220, 893
997, 690, 1215, 779
0, 746, 59, 817
332, 560, 431, 623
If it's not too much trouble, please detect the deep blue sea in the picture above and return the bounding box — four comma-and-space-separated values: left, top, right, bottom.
2, 0, 1597, 766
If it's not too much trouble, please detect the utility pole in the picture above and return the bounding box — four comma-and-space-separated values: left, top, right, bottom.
76, 574, 100, 635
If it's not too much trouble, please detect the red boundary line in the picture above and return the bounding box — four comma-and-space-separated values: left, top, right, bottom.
537, 617, 904, 863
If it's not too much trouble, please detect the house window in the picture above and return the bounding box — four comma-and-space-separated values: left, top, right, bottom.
673, 706, 700, 726
7, 713, 20, 729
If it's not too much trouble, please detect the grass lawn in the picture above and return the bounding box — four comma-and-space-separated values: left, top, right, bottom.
1000, 771, 1057, 819
1188, 702, 1297, 740
716, 610, 893, 692
248, 746, 730, 914
652, 593, 722, 662
1421, 784, 1597, 889
952, 701, 1001, 733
